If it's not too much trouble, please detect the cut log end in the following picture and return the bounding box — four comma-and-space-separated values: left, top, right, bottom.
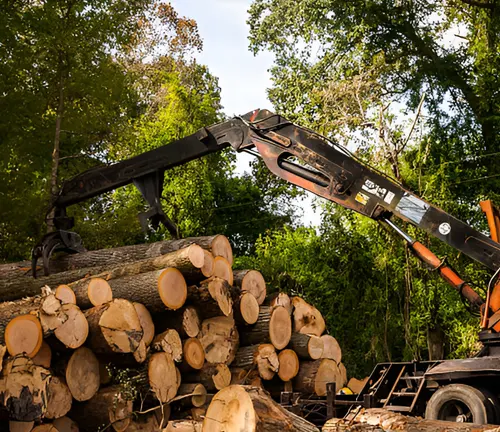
32, 341, 52, 369
66, 347, 100, 402
211, 234, 233, 266
9, 421, 35, 432
45, 376, 72, 419
5, 314, 43, 358
186, 244, 206, 269
53, 416, 79, 432
201, 250, 215, 278
213, 257, 233, 285
183, 338, 205, 370
321, 334, 342, 363
178, 383, 207, 408
55, 285, 77, 305
158, 268, 187, 310
87, 278, 113, 307
183, 306, 201, 338
270, 306, 292, 350
278, 349, 300, 382
152, 329, 183, 362
54, 304, 88, 349
133, 302, 155, 346
292, 297, 326, 337
212, 363, 231, 390
234, 270, 266, 305
148, 352, 177, 403
237, 293, 259, 325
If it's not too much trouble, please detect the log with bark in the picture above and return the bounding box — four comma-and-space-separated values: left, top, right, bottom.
181, 338, 205, 370
292, 297, 326, 336
269, 292, 293, 314
293, 359, 340, 397
133, 302, 155, 347
175, 383, 207, 408
45, 235, 232, 272
45, 376, 72, 419
203, 385, 320, 431
198, 315, 239, 365
84, 298, 143, 355
213, 257, 233, 285
0, 354, 51, 422
144, 352, 178, 403
239, 306, 291, 350
233, 270, 267, 305
164, 420, 203, 432
70, 385, 133, 432
184, 363, 231, 392
232, 344, 279, 380
288, 333, 324, 360
186, 277, 233, 317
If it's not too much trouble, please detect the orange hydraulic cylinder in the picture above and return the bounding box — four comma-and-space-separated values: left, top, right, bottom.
411, 241, 484, 310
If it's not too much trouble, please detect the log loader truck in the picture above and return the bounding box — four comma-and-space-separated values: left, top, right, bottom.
32, 109, 500, 425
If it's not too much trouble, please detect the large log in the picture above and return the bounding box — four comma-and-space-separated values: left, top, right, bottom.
233, 270, 267, 305
322, 408, 499, 431
293, 359, 340, 397
288, 333, 324, 360
105, 268, 187, 313
232, 344, 279, 380
65, 347, 100, 401
184, 363, 231, 392
187, 277, 233, 317
49, 235, 232, 271
203, 385, 319, 431
0, 355, 51, 422
45, 376, 72, 419
68, 245, 206, 309
84, 298, 143, 354
133, 302, 155, 347
176, 383, 207, 408
233, 292, 260, 325
292, 297, 326, 336
239, 306, 291, 350
4, 314, 43, 358
269, 292, 293, 315
152, 329, 183, 362
70, 385, 133, 432
198, 316, 239, 365
147, 352, 178, 403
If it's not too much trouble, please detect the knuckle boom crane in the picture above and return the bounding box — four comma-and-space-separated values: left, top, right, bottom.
33, 109, 500, 423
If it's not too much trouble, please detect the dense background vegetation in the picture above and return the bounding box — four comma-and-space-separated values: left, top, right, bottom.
1, 0, 500, 379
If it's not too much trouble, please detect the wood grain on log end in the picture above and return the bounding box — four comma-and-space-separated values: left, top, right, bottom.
213, 257, 233, 285
45, 376, 72, 419
148, 352, 177, 403
32, 341, 52, 369
55, 285, 76, 305
65, 347, 100, 402
54, 304, 88, 349
210, 235, 233, 266
9, 421, 35, 432
321, 334, 342, 363
133, 302, 155, 347
278, 349, 300, 382
53, 416, 79, 432
87, 278, 113, 307
183, 338, 205, 370
158, 268, 187, 310
152, 329, 182, 362
234, 270, 266, 305
5, 314, 43, 357
236, 292, 259, 325
201, 250, 215, 278
270, 306, 292, 350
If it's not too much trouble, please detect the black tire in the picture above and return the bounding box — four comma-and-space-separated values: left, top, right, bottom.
425, 384, 495, 424
479, 387, 500, 424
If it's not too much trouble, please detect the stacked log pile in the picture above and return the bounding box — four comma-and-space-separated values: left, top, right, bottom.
0, 234, 359, 431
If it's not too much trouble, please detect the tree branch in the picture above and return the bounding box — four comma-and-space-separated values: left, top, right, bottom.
458, 0, 494, 9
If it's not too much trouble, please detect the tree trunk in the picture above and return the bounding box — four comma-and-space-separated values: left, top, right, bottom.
292, 297, 326, 336
187, 277, 233, 318
65, 347, 100, 402
232, 344, 279, 380
321, 335, 342, 363
203, 385, 319, 431
183, 363, 231, 392
0, 355, 51, 422
233, 270, 266, 305
70, 385, 133, 432
105, 268, 187, 313
198, 316, 239, 365
47, 235, 232, 272
278, 349, 300, 382
84, 299, 143, 355
293, 359, 340, 397
288, 333, 324, 360
239, 306, 291, 350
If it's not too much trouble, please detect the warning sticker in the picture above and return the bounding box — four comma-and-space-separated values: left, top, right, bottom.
362, 179, 387, 199
355, 192, 370, 206
395, 193, 429, 224
384, 191, 395, 205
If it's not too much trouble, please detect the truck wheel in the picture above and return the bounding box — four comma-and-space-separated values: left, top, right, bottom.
479, 388, 500, 424
425, 384, 495, 424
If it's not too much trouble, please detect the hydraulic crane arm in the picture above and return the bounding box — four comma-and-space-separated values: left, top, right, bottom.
36, 109, 500, 297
